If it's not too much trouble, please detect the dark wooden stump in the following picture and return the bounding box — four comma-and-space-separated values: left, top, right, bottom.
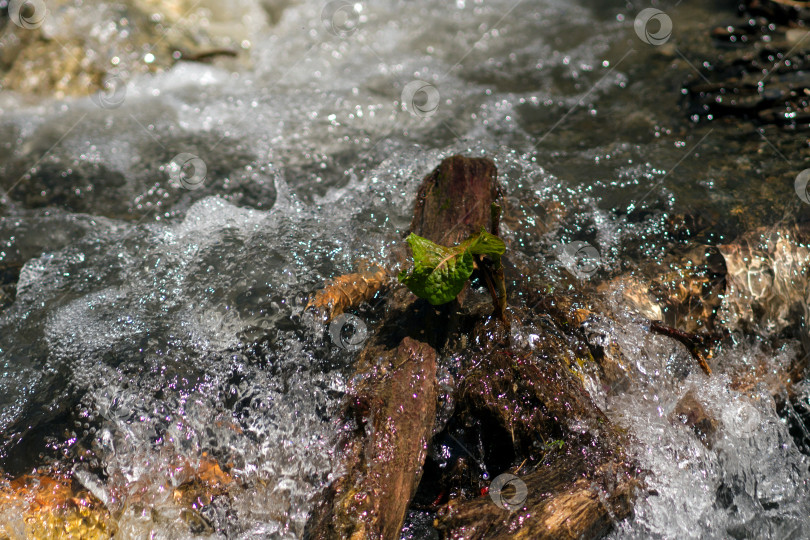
305, 155, 640, 540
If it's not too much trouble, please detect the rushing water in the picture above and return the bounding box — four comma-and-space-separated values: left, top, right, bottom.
1, 0, 809, 538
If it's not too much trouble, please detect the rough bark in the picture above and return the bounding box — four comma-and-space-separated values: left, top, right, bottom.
305, 338, 438, 540
436, 458, 636, 540
305, 155, 501, 539
409, 155, 500, 246
427, 305, 638, 539
305, 155, 640, 540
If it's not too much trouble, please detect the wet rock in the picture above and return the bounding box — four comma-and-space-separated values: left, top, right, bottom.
0, 0, 269, 99
612, 225, 810, 341
0, 472, 116, 539
0, 454, 234, 538
742, 0, 810, 26
684, 0, 810, 126
684, 50, 810, 127
670, 390, 721, 449
718, 226, 810, 337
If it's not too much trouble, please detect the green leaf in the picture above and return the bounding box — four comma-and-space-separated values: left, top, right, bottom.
398, 230, 505, 305
462, 229, 506, 258
399, 248, 474, 305
402, 233, 454, 268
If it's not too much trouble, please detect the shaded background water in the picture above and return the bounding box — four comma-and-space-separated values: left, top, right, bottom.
1, 0, 809, 537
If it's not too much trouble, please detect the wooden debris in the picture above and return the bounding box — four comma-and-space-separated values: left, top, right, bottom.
305, 261, 388, 322
650, 321, 715, 375
305, 156, 507, 539
305, 338, 438, 539
305, 155, 642, 539
431, 342, 638, 539
436, 460, 637, 540
409, 155, 501, 247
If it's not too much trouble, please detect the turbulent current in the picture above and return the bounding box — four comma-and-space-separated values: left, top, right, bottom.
0, 0, 809, 538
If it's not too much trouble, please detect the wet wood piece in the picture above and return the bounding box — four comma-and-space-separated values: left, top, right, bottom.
436, 459, 636, 540
432, 340, 638, 539
455, 349, 617, 457
650, 320, 715, 375
306, 155, 643, 539
409, 155, 500, 247
306, 156, 500, 539
304, 338, 438, 540
306, 155, 501, 322
477, 203, 508, 321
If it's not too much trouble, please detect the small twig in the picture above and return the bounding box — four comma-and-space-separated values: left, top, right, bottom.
487, 203, 508, 321
490, 202, 501, 237
649, 320, 714, 375
176, 48, 239, 62
493, 263, 506, 318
